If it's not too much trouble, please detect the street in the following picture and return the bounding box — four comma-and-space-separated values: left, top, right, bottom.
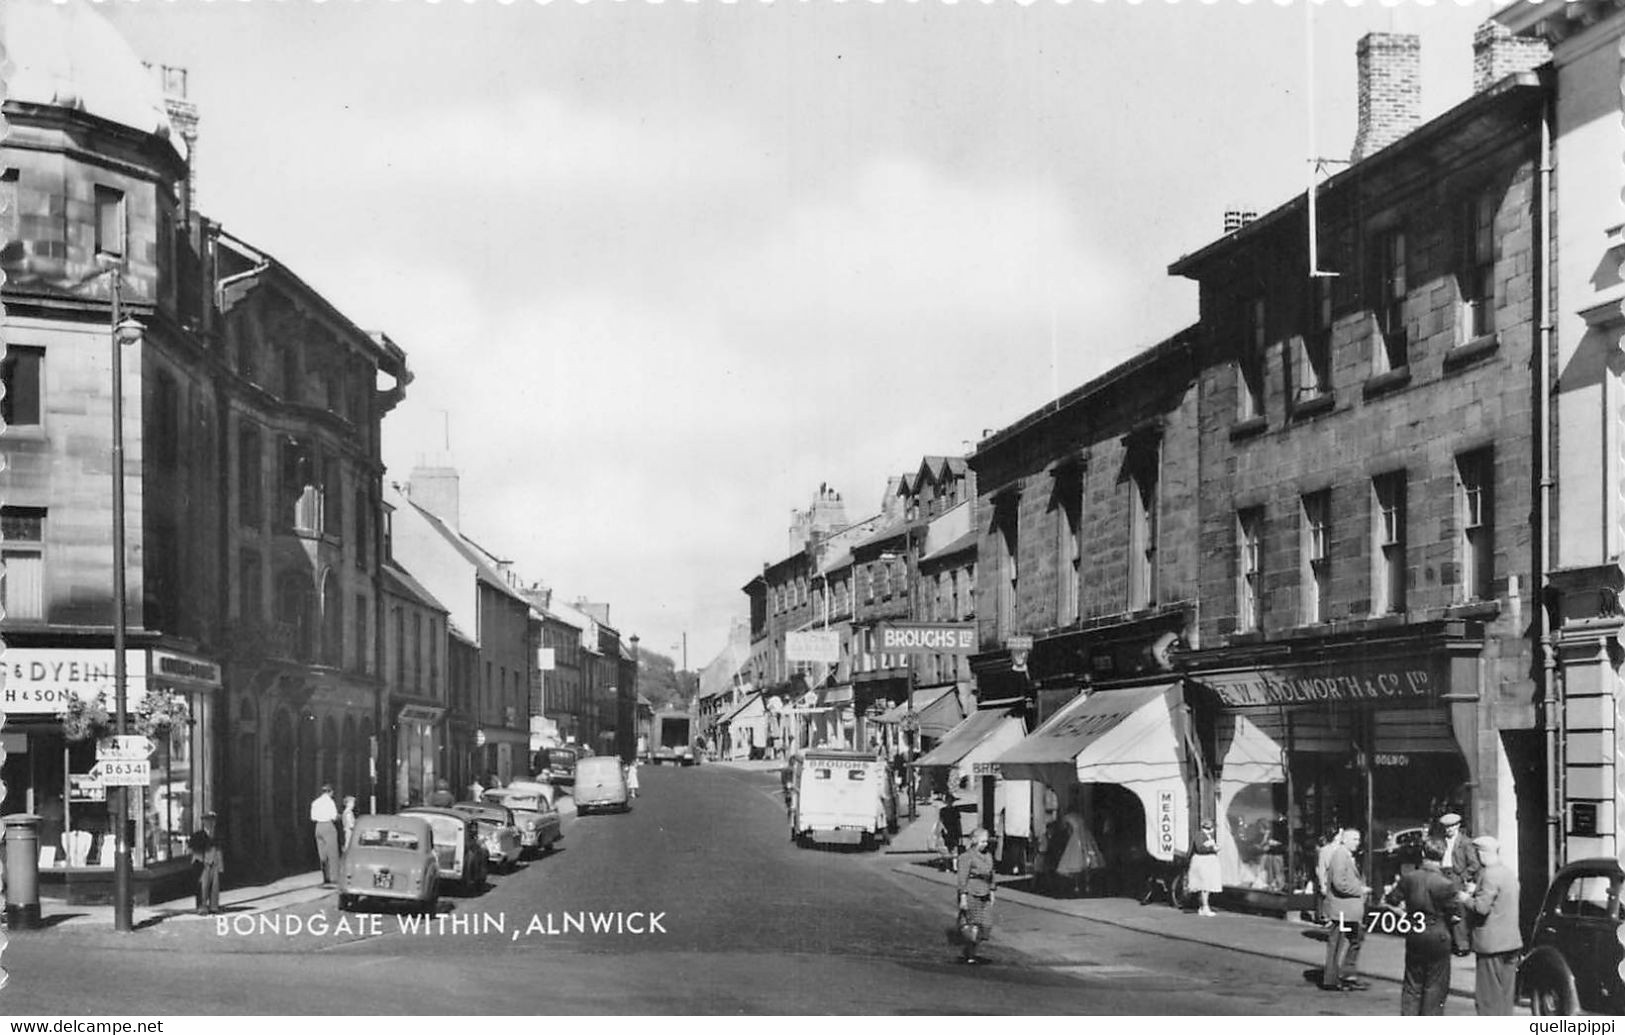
0, 764, 1471, 1015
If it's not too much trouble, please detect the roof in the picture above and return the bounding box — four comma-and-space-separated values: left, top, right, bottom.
1168, 73, 1544, 280
921, 529, 977, 566
1, 0, 188, 161
381, 563, 450, 615
400, 496, 533, 608
852, 518, 923, 554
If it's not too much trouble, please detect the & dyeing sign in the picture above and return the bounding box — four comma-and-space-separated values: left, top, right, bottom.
1198, 654, 1446, 708
1, 649, 149, 715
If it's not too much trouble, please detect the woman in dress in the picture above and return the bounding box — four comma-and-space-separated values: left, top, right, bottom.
340, 795, 358, 853
1188, 819, 1223, 916
955, 827, 997, 964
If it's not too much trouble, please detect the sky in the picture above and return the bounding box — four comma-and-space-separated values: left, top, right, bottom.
99, 0, 1509, 670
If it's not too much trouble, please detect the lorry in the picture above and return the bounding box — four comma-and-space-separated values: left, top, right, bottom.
651, 712, 696, 766
787, 749, 897, 850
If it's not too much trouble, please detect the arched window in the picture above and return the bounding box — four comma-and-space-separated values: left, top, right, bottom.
321, 571, 343, 668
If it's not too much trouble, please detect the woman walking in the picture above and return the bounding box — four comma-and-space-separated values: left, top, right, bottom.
1383, 837, 1459, 1014
1188, 820, 1223, 916
955, 827, 997, 965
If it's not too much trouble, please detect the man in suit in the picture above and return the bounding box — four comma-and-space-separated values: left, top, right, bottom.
1437, 812, 1481, 956
1320, 827, 1372, 992
1459, 835, 1521, 1015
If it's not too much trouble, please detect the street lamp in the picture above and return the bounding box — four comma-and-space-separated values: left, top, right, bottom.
108, 264, 143, 933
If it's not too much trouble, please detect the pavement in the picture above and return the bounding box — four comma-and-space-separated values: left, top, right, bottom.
10, 793, 580, 934
886, 802, 1480, 1002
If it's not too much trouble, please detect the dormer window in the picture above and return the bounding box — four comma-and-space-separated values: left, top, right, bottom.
1371, 227, 1408, 373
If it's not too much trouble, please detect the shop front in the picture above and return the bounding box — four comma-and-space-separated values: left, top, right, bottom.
394, 704, 444, 808
1190, 640, 1480, 913
913, 707, 1034, 869
994, 682, 1193, 895
0, 645, 221, 904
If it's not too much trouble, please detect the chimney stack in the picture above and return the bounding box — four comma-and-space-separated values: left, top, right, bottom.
149, 64, 199, 218
1350, 33, 1422, 164
1224, 207, 1258, 234
1472, 20, 1549, 93
407, 464, 461, 531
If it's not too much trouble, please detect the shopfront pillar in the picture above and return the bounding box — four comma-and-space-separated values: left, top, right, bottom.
1555, 620, 1622, 862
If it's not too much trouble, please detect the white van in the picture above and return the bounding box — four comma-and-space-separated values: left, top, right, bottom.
789, 750, 897, 850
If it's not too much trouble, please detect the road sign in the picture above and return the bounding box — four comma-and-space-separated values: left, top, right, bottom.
97, 735, 154, 761
88, 759, 150, 786
69, 772, 106, 802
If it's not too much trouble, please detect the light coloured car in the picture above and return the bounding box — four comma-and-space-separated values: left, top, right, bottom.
339, 814, 438, 914
574, 755, 631, 814
452, 801, 525, 872
482, 788, 562, 857
400, 806, 489, 894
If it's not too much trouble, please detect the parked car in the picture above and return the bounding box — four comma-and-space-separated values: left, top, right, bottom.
400, 806, 489, 894
501, 779, 556, 807
338, 814, 438, 914
533, 746, 579, 788
452, 801, 525, 872
573, 755, 631, 814
1519, 857, 1623, 1015
482, 788, 562, 857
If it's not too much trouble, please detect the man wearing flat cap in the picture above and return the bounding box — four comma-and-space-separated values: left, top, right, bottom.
1436, 811, 1480, 955
1458, 834, 1521, 1015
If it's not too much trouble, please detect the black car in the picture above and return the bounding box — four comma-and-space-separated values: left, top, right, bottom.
533, 746, 579, 787
1519, 857, 1623, 1015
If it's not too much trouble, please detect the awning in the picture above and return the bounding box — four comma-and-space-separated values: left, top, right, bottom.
992, 682, 1190, 861
914, 708, 1018, 768
872, 685, 965, 737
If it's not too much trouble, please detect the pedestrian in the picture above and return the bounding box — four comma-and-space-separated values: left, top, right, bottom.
340, 795, 358, 853
626, 758, 641, 799
426, 778, 455, 808
1437, 811, 1480, 956
1382, 836, 1457, 1014
1187, 820, 1222, 917
309, 784, 340, 887
1458, 835, 1522, 1015
187, 811, 224, 916
1319, 827, 1371, 992
955, 827, 997, 965
938, 793, 964, 870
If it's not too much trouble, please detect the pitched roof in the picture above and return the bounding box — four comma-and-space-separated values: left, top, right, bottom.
399, 496, 532, 607
381, 562, 450, 615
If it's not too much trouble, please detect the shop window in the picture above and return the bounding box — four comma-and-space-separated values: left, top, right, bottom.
1128, 454, 1158, 611
1236, 508, 1263, 631
1295, 278, 1333, 402
239, 550, 263, 624
238, 423, 263, 528
1461, 190, 1497, 340
1, 345, 43, 429
1458, 450, 1494, 602
1371, 227, 1408, 374
1054, 469, 1082, 626
1371, 472, 1407, 614
994, 496, 1018, 637
144, 692, 205, 866
1237, 297, 1266, 420
94, 185, 125, 258
2, 506, 46, 622
1300, 491, 1330, 625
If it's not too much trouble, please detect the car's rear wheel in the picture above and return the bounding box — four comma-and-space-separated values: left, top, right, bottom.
1524, 958, 1579, 1016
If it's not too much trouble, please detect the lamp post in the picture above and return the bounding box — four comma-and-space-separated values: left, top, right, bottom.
108, 264, 144, 933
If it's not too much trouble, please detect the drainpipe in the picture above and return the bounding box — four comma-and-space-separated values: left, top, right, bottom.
1535, 87, 1562, 879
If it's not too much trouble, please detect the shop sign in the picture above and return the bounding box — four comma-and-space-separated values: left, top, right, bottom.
971, 762, 1001, 777
1197, 655, 1444, 709
149, 649, 221, 690
398, 705, 445, 724
69, 772, 105, 802
786, 630, 840, 664
878, 623, 977, 655
1, 649, 149, 715
1156, 789, 1177, 857
1373, 753, 1410, 767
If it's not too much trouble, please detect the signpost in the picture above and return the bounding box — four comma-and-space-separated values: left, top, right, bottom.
87, 759, 150, 786
98, 735, 154, 761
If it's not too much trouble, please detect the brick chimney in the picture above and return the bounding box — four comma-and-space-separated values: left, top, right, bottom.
1473, 20, 1549, 93
1350, 33, 1422, 164
149, 64, 199, 218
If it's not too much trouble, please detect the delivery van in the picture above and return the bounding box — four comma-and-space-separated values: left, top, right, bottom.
573, 755, 631, 815
789, 749, 897, 850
